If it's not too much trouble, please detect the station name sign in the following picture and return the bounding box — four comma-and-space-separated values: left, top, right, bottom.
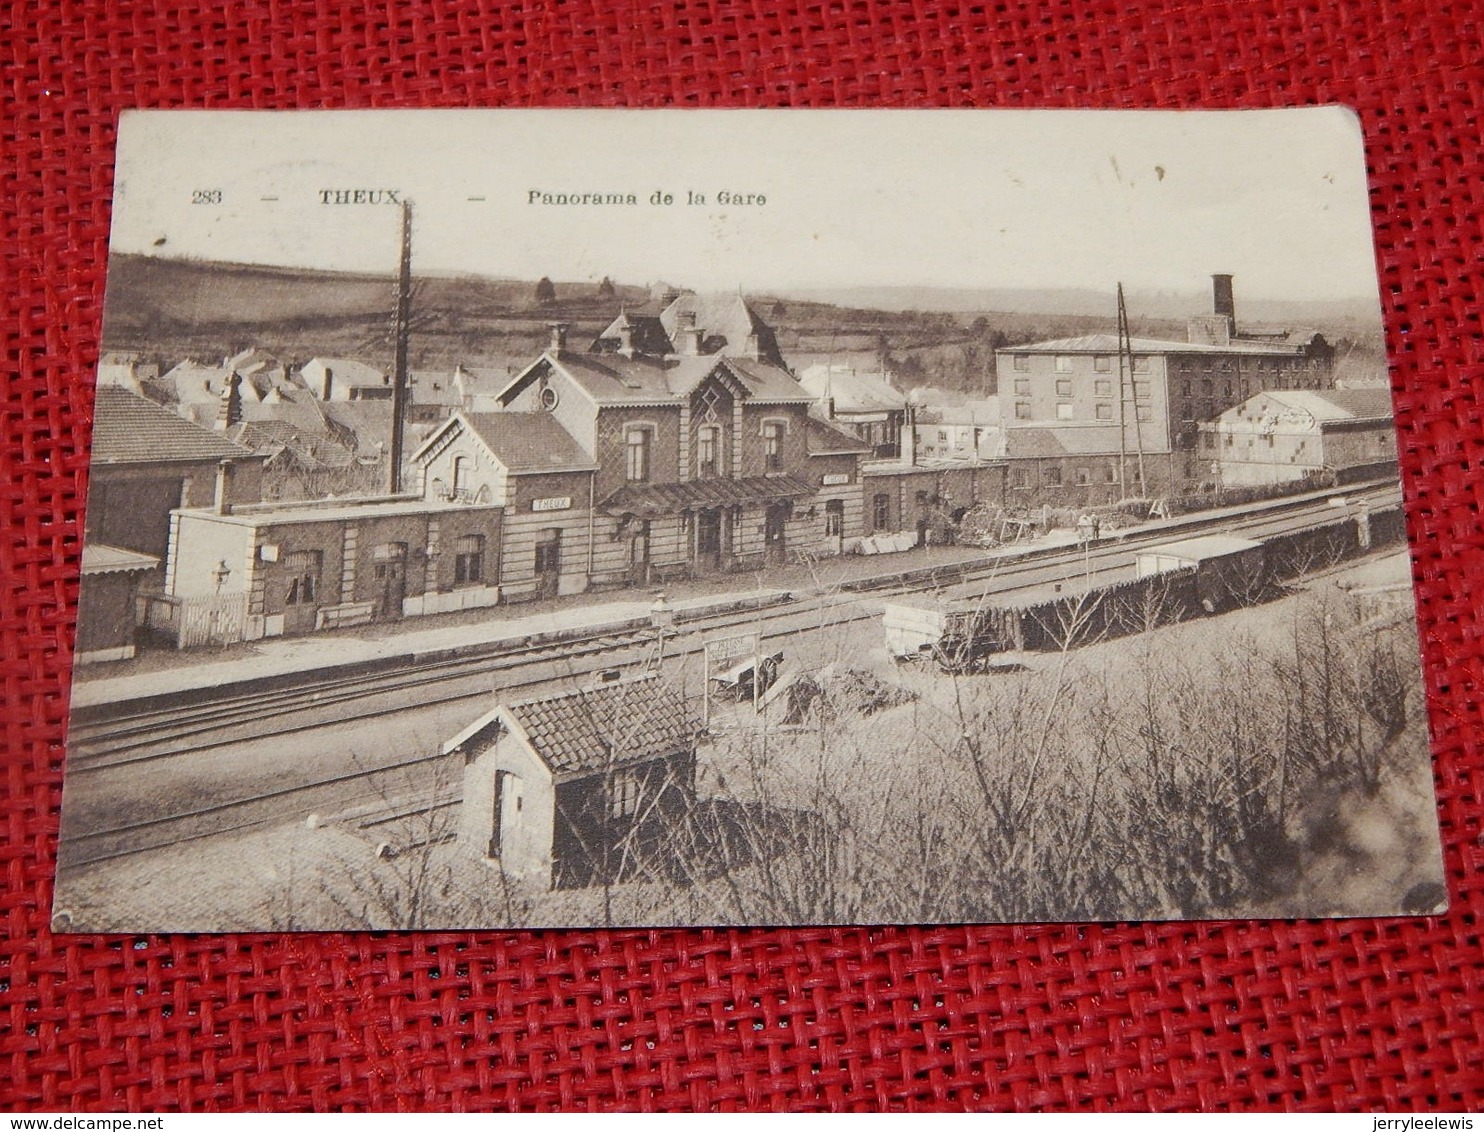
531, 497, 573, 512
821, 473, 851, 486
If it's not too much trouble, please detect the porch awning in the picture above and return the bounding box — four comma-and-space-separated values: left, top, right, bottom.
600, 474, 815, 518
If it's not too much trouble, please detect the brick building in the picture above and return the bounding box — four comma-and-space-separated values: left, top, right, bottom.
993, 275, 1337, 501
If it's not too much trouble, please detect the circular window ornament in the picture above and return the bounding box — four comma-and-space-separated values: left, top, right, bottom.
539, 386, 560, 411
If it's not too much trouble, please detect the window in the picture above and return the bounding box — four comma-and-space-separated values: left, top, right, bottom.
824, 499, 844, 537
1011, 467, 1030, 489
1056, 403, 1074, 420
1056, 379, 1073, 397
873, 493, 891, 531
1104, 464, 1119, 483
1013, 355, 1030, 372
284, 550, 321, 605
1133, 381, 1152, 400
1095, 403, 1113, 420
1043, 465, 1062, 486
696, 425, 720, 478
450, 455, 469, 500
454, 534, 484, 585
1013, 377, 1030, 395
1202, 379, 1214, 396
937, 429, 949, 443
1095, 379, 1112, 397
1075, 466, 1091, 485
763, 421, 784, 471
1136, 405, 1153, 422
607, 769, 642, 820
625, 427, 651, 482
1094, 355, 1112, 373
1202, 432, 1215, 450
1131, 356, 1151, 374
1014, 402, 1032, 420
1181, 379, 1192, 397
1055, 355, 1073, 373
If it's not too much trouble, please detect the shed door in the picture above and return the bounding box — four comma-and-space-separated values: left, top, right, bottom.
490, 771, 524, 859
372, 541, 408, 620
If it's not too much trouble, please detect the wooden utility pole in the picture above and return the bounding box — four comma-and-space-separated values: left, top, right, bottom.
1116, 283, 1147, 497
388, 199, 413, 495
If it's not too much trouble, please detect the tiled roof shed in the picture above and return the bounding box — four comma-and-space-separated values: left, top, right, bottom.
90, 386, 256, 465
445, 674, 700, 782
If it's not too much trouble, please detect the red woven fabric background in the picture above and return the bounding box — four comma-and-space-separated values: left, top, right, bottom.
4, 0, 1483, 1112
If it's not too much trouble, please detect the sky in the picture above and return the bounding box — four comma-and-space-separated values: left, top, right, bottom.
110, 108, 1384, 302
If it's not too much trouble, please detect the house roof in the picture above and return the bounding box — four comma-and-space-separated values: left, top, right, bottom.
1004, 423, 1168, 458
600, 474, 816, 517
90, 386, 257, 465
1262, 388, 1394, 422
797, 365, 906, 414
659, 293, 787, 368
806, 413, 874, 455
590, 312, 676, 356
998, 333, 1314, 357
459, 412, 598, 473
299, 356, 389, 388
444, 673, 699, 782
510, 351, 813, 407
225, 419, 356, 469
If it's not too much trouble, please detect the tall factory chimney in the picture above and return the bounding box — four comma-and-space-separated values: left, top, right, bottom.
1212, 273, 1236, 336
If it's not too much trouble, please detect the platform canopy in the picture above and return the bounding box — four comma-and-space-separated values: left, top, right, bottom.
600, 474, 814, 518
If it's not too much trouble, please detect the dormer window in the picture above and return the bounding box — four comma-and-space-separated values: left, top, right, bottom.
539, 385, 559, 411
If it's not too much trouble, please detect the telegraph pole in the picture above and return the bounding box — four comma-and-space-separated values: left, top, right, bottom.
388, 199, 413, 494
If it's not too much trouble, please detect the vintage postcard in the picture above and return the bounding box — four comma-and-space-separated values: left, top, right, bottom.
55, 108, 1445, 930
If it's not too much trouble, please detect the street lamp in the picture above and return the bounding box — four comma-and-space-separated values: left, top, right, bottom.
650, 591, 675, 666
212, 559, 232, 593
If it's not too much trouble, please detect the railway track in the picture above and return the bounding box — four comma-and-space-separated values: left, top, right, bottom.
58, 484, 1402, 869
68, 480, 1399, 770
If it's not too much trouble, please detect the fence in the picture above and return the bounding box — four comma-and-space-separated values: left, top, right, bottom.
141, 590, 248, 649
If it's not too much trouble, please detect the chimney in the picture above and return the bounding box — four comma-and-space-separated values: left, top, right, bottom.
618, 322, 636, 357
549, 323, 569, 352
320, 364, 334, 400
1212, 273, 1236, 335
679, 325, 705, 356
215, 371, 243, 431
213, 460, 235, 515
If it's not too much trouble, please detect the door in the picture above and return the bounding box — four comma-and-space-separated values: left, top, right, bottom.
824, 499, 844, 555
764, 503, 788, 566
628, 519, 652, 586
489, 771, 524, 860
372, 542, 407, 621
696, 508, 722, 572
533, 528, 561, 598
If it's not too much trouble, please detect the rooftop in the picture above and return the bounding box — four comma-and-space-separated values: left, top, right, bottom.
999, 333, 1317, 357
89, 387, 257, 466
1004, 423, 1170, 458
460, 412, 598, 473
444, 673, 699, 781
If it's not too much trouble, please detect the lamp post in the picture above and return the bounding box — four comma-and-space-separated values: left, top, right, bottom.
212, 559, 232, 593
649, 591, 675, 668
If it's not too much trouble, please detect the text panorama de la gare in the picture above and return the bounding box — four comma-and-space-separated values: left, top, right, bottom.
311, 189, 768, 207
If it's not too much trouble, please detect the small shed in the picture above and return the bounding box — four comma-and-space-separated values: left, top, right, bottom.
76, 544, 160, 664
1135, 534, 1266, 612
445, 673, 699, 888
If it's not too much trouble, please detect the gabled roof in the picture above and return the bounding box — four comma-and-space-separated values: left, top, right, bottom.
1262, 388, 1394, 422
503, 351, 812, 408
299, 356, 389, 389
998, 333, 1312, 357
225, 420, 356, 469
443, 673, 699, 782
89, 386, 257, 466
459, 412, 597, 473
